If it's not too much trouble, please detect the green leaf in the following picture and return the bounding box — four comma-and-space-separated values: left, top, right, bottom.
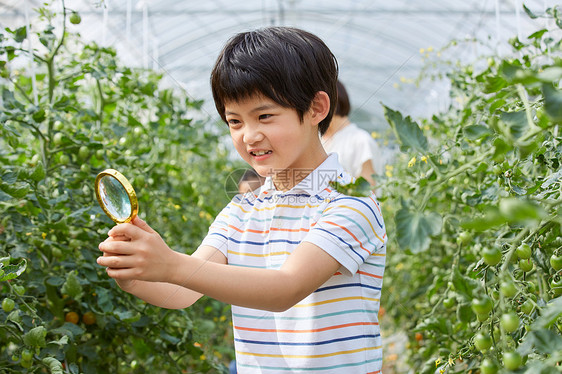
500, 110, 528, 138
23, 326, 47, 348
395, 206, 442, 253
531, 296, 562, 329
13, 26, 27, 43
542, 82, 562, 121
96, 287, 113, 314
329, 177, 371, 197
536, 67, 562, 82
0, 259, 26, 281
528, 29, 547, 39
463, 124, 493, 140
113, 309, 141, 323
523, 4, 538, 19
483, 75, 507, 93
452, 269, 479, 299
499, 197, 547, 223
492, 137, 513, 162
460, 205, 505, 231
383, 104, 428, 153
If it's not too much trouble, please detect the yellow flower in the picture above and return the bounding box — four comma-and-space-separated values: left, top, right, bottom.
41, 232, 47, 239
200, 354, 206, 361
419, 48, 425, 54
396, 262, 404, 270
408, 157, 416, 168
393, 82, 400, 89
371, 131, 380, 139
220, 315, 227, 322
435, 358, 442, 367
385, 165, 393, 178
421, 156, 428, 164
440, 370, 445, 374
427, 46, 434, 52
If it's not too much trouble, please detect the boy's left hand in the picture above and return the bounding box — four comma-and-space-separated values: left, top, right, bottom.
97, 216, 181, 283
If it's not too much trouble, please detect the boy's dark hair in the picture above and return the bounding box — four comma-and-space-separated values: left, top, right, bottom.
334, 80, 350, 117
211, 26, 338, 136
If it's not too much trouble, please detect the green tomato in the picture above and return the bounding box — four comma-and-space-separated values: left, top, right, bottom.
80, 163, 91, 173
78, 146, 90, 160
519, 259, 534, 272
482, 247, 502, 266
516, 243, 532, 259
500, 312, 519, 333
471, 295, 494, 315
474, 332, 493, 352
551, 277, 562, 296
502, 351, 522, 370
521, 299, 535, 315
443, 297, 455, 309
53, 121, 64, 131
480, 358, 499, 374
2, 298, 15, 312
70, 11, 81, 24
53, 132, 64, 146
457, 231, 471, 245
13, 285, 25, 296
550, 254, 562, 271
500, 280, 517, 298
21, 349, 33, 362
59, 154, 71, 165
477, 312, 490, 322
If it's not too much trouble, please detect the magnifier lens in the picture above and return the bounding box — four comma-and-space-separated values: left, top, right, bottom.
98, 175, 131, 221
95, 169, 138, 223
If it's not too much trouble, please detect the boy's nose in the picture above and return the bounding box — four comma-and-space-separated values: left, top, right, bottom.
243, 126, 264, 144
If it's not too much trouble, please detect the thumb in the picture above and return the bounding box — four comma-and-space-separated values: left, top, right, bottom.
132, 216, 157, 234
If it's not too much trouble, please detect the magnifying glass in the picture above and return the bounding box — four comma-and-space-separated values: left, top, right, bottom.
94, 169, 138, 223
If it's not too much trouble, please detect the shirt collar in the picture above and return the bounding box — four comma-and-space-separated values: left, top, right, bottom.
261, 153, 351, 196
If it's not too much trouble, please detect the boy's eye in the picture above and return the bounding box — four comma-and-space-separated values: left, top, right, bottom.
259, 114, 272, 120
227, 119, 241, 127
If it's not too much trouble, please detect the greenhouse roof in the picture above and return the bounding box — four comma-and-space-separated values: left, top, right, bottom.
2, 0, 560, 131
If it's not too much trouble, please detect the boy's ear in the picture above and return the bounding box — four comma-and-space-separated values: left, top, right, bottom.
309, 91, 331, 126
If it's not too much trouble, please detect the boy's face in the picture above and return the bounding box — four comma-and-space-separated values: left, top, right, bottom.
225, 94, 323, 188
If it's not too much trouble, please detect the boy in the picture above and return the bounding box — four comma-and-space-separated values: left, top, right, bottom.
97, 26, 387, 373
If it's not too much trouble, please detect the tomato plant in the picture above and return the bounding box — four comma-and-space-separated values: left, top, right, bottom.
1, 3, 237, 373
379, 6, 562, 373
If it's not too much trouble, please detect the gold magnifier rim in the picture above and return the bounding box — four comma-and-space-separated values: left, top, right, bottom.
95, 169, 138, 224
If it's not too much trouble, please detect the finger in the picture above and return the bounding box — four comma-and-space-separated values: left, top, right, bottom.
98, 240, 136, 255
132, 216, 157, 234
108, 222, 145, 240
105, 267, 137, 280
97, 254, 132, 269
103, 234, 130, 243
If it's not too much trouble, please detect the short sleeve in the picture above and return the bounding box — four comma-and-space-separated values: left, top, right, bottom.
302, 193, 387, 276
199, 202, 231, 257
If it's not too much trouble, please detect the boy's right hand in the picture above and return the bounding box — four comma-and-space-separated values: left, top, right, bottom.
97, 216, 181, 285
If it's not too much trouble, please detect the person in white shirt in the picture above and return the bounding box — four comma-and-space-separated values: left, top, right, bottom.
322, 80, 383, 186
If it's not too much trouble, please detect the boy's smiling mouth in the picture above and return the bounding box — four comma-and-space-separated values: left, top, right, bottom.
250, 150, 272, 156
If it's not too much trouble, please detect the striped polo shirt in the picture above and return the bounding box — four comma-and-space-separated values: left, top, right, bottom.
201, 153, 387, 373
